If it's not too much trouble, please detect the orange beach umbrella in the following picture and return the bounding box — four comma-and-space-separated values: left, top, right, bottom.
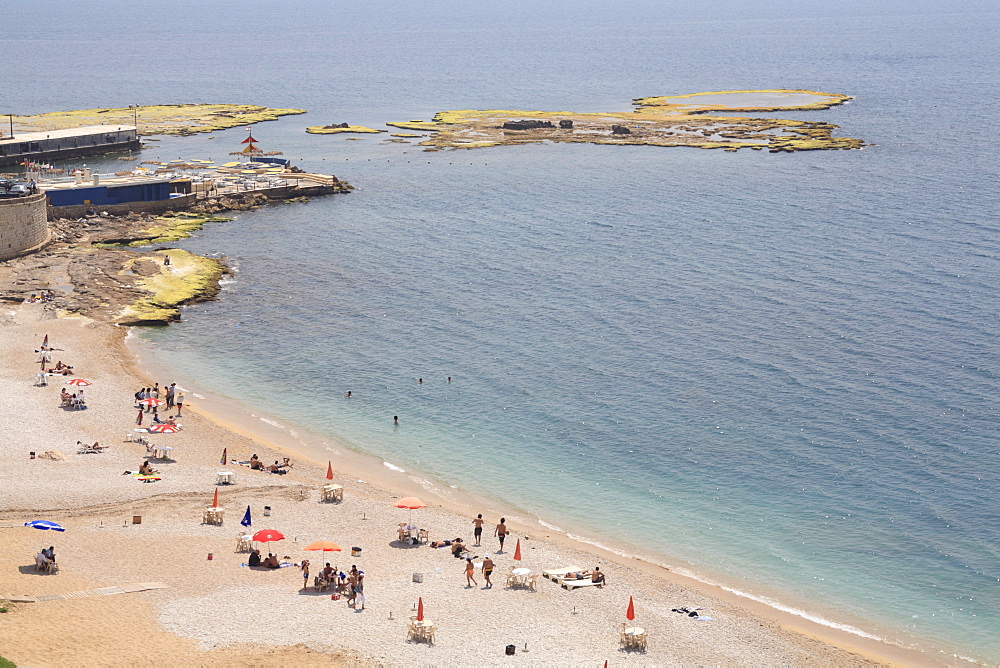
394, 496, 427, 525
326, 461, 334, 480
417, 596, 424, 622
212, 488, 219, 508
626, 596, 635, 621
304, 541, 342, 552
513, 539, 522, 561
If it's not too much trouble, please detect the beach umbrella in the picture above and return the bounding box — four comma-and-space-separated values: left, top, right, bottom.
42, 334, 48, 348
240, 505, 252, 528
304, 541, 342, 552
417, 596, 424, 622
139, 398, 165, 407
24, 520, 64, 532
220, 447, 228, 465
136, 410, 144, 425
138, 475, 161, 483
513, 539, 522, 562
212, 489, 219, 508
149, 424, 180, 434
393, 496, 427, 526
66, 378, 91, 386
626, 596, 635, 621
252, 529, 285, 543
326, 461, 333, 480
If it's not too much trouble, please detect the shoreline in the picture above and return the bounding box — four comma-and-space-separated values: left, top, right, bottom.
124, 327, 950, 666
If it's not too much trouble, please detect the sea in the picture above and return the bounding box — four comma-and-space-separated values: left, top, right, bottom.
5, 0, 998, 662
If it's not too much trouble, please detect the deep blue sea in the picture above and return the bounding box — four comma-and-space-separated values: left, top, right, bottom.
5, 0, 999, 662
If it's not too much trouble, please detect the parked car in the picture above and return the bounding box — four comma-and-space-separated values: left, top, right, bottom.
6, 183, 31, 197
0, 179, 15, 194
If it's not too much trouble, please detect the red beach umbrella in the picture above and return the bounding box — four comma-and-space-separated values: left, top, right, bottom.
149, 424, 180, 433
66, 378, 91, 386
252, 529, 285, 543
626, 596, 635, 621
42, 334, 48, 348
417, 597, 424, 622
513, 539, 522, 562
139, 398, 165, 407
212, 488, 219, 508
326, 461, 334, 480
304, 541, 342, 552
220, 447, 228, 465
136, 410, 144, 425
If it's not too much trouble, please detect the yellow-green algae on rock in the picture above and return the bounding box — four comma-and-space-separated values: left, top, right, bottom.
117, 249, 225, 325
306, 125, 386, 134
386, 89, 862, 153
13, 104, 306, 136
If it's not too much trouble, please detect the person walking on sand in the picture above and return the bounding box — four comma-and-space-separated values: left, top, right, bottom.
465, 557, 477, 587
472, 513, 484, 546
495, 517, 508, 552
482, 554, 494, 588
301, 559, 310, 590
175, 391, 184, 417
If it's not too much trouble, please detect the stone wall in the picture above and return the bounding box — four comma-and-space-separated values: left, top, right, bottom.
47, 193, 198, 220
0, 193, 49, 261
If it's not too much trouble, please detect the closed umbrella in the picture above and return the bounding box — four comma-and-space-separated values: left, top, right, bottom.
25, 520, 65, 531
626, 596, 635, 621
252, 529, 285, 543
513, 539, 522, 562
417, 596, 424, 622
212, 488, 219, 508
240, 505, 252, 528
326, 461, 334, 480
220, 447, 227, 466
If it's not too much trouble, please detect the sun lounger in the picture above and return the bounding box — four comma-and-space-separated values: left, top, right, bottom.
542, 566, 584, 580
557, 576, 603, 590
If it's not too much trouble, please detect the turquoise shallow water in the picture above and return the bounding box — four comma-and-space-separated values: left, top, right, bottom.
5, 0, 999, 661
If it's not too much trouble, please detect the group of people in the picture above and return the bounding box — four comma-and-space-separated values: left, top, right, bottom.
24, 290, 56, 304
247, 549, 282, 569
60, 387, 86, 409
135, 383, 184, 415
34, 546, 56, 570
248, 454, 292, 474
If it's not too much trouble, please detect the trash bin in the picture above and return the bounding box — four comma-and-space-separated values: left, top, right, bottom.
505, 644, 516, 656
132, 515, 142, 524
263, 505, 271, 517
412, 572, 423, 583
351, 546, 362, 557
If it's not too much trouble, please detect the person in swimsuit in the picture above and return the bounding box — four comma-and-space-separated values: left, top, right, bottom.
472, 513, 484, 546
300, 559, 310, 590
465, 557, 477, 587
495, 517, 508, 552
482, 554, 494, 588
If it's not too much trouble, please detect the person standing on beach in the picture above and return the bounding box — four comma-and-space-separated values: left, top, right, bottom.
472, 514, 484, 546
482, 554, 494, 589
301, 559, 310, 590
495, 518, 508, 552
166, 383, 175, 408
175, 391, 184, 417
464, 557, 477, 587
355, 572, 366, 610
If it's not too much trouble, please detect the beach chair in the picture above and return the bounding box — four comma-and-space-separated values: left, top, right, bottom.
542, 566, 584, 580
557, 575, 602, 590
505, 572, 519, 589
417, 528, 429, 544
619, 622, 629, 648
525, 574, 538, 591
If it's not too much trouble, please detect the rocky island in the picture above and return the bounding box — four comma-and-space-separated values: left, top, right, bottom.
387, 89, 862, 152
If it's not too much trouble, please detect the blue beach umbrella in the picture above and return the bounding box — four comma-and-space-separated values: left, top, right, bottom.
25, 520, 65, 531
240, 506, 252, 528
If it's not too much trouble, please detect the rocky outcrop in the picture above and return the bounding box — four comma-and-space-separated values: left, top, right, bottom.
611, 125, 632, 135
559, 120, 574, 129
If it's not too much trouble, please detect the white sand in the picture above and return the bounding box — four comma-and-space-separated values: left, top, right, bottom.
0, 303, 932, 666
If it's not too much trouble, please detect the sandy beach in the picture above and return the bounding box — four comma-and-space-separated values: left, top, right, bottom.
0, 302, 935, 666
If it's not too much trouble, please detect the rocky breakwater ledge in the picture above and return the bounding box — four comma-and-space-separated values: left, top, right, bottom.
1, 174, 352, 327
